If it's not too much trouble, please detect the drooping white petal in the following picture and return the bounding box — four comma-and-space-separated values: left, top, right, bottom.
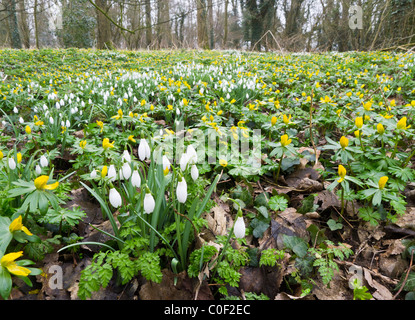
122, 150, 131, 163
144, 193, 155, 214
179, 153, 189, 172
109, 188, 122, 208
162, 155, 171, 171
35, 164, 42, 175
131, 170, 141, 187
191, 164, 199, 181
8, 158, 16, 170
40, 155, 48, 167
108, 164, 117, 181
122, 162, 132, 180
186, 145, 197, 164
90, 169, 97, 179
176, 178, 188, 203
233, 216, 246, 239
138, 139, 148, 161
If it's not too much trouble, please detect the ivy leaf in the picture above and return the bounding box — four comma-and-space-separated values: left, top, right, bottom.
327, 219, 343, 231
283, 235, 308, 258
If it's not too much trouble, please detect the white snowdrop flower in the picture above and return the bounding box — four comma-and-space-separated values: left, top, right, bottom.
118, 169, 124, 180
191, 164, 199, 181
8, 158, 16, 170
122, 162, 132, 180
55, 102, 60, 110
19, 117, 24, 124
60, 99, 64, 106
61, 120, 65, 127
144, 192, 155, 214
49, 117, 54, 124
176, 108, 181, 116
35, 164, 42, 175
122, 150, 131, 163
176, 177, 188, 204
40, 155, 48, 167
234, 216, 246, 239
138, 139, 150, 161
13, 107, 18, 113
109, 188, 122, 208
66, 120, 70, 127
108, 164, 116, 182
162, 155, 171, 171
90, 170, 97, 179
131, 170, 141, 187
186, 145, 197, 164
179, 153, 189, 172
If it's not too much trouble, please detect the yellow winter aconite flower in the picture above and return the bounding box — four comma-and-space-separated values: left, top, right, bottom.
25, 125, 31, 134
271, 116, 277, 126
111, 109, 123, 120
96, 120, 104, 133
397, 117, 410, 130
339, 136, 349, 150
101, 165, 108, 178
378, 176, 388, 189
102, 138, 114, 150
283, 114, 291, 125
363, 101, 373, 111
9, 215, 32, 236
34, 175, 59, 190
0, 150, 3, 160
79, 140, 87, 149
377, 123, 385, 135
354, 130, 361, 138
337, 165, 346, 183
128, 135, 136, 143
0, 251, 31, 277
280, 134, 292, 147
219, 159, 228, 167
355, 117, 363, 129
17, 152, 22, 163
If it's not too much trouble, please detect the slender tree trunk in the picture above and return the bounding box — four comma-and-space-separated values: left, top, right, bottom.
223, 0, 228, 48
207, 0, 214, 49
18, 0, 30, 48
196, 0, 209, 49
95, 0, 112, 49
145, 0, 152, 48
6, 0, 22, 48
34, 0, 39, 49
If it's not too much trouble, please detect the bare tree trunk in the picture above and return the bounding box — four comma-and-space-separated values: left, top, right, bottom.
145, 0, 152, 48
207, 0, 214, 49
95, 0, 112, 49
196, 0, 209, 49
223, 0, 228, 48
34, 0, 39, 48
18, 0, 30, 48
6, 0, 22, 48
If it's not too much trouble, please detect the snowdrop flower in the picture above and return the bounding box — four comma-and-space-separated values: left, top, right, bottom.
13, 107, 18, 113
40, 155, 48, 167
234, 215, 246, 239
162, 155, 171, 171
122, 162, 132, 180
186, 145, 197, 164
179, 153, 189, 172
176, 176, 188, 203
19, 117, 24, 124
108, 164, 116, 182
131, 170, 141, 187
138, 139, 151, 161
122, 150, 131, 163
191, 164, 199, 181
144, 191, 155, 214
49, 117, 54, 124
109, 188, 122, 208
8, 158, 16, 170
35, 164, 42, 175
90, 170, 97, 179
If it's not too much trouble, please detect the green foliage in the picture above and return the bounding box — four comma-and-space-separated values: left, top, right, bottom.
268, 195, 288, 212
259, 248, 284, 267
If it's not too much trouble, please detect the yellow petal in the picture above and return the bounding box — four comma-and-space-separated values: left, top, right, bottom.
6, 262, 31, 277
1, 251, 23, 265
44, 181, 59, 190
9, 216, 23, 233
